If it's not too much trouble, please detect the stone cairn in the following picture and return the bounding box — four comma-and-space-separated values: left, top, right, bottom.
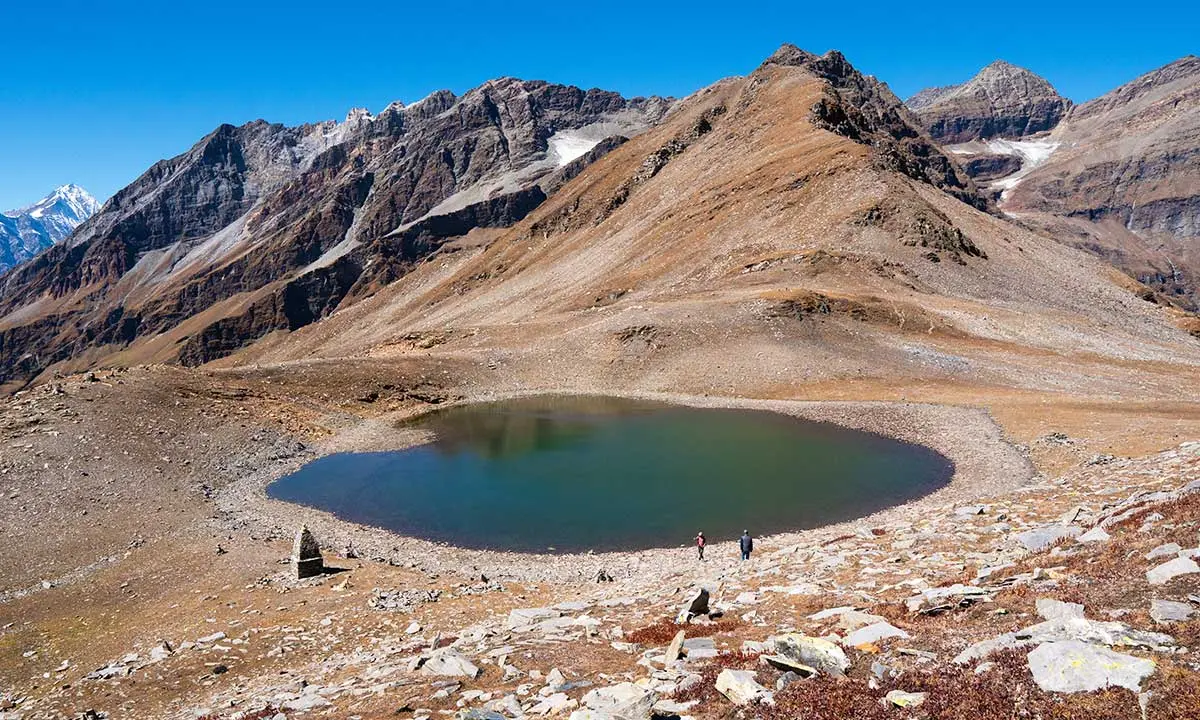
293, 525, 324, 579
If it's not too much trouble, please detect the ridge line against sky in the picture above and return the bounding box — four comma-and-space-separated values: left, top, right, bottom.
0, 0, 1196, 210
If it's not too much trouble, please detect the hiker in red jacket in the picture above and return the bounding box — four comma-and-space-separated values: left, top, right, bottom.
695, 531, 706, 561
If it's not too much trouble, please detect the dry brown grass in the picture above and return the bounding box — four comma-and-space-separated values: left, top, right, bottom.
626, 617, 740, 646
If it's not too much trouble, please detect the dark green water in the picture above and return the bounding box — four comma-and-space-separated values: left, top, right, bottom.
267, 396, 953, 553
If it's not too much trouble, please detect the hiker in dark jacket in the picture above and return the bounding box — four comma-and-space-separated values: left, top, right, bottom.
740, 530, 753, 561
696, 531, 706, 561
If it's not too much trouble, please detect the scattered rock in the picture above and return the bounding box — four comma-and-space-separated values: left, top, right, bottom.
882, 690, 926, 708
1077, 526, 1111, 544
1146, 543, 1183, 560
1147, 557, 1200, 585
772, 634, 849, 676
1027, 640, 1156, 693
1149, 599, 1195, 624
955, 618, 1174, 664
581, 682, 657, 720
842, 622, 909, 648
1015, 525, 1082, 552
714, 669, 771, 706
420, 648, 480, 678
1036, 598, 1086, 621
664, 630, 685, 663
676, 587, 710, 623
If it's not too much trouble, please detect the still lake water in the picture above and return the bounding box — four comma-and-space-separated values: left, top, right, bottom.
267, 396, 953, 552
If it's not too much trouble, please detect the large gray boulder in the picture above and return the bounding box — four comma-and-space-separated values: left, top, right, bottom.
842, 621, 909, 648
955, 618, 1174, 665
714, 669, 771, 705
1014, 525, 1082, 552
1147, 557, 1200, 585
581, 683, 657, 720
772, 634, 849, 676
676, 587, 710, 623
1149, 599, 1196, 624
420, 648, 480, 678
1027, 641, 1156, 692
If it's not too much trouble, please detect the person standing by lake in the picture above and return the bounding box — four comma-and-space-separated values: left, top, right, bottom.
740, 530, 753, 561
696, 531, 706, 561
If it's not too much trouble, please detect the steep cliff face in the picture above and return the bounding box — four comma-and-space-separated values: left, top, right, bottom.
1005, 56, 1200, 307
0, 80, 671, 386
907, 60, 1070, 143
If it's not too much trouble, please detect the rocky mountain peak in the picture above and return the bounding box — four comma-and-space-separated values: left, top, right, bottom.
906, 60, 1070, 143
0, 184, 100, 275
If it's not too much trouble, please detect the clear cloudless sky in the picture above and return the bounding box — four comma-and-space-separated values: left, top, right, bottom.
1, 0, 1196, 210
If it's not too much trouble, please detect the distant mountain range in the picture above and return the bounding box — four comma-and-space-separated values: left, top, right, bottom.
0, 184, 100, 274
907, 57, 1200, 307
0, 49, 1196, 389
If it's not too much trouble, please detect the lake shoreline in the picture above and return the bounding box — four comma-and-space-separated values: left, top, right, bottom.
215, 391, 1034, 584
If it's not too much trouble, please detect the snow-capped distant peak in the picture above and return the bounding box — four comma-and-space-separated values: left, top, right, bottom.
1, 184, 101, 273
16, 184, 101, 221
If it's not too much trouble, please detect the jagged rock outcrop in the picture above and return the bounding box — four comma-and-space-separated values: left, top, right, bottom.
907, 60, 1071, 143
0, 81, 670, 386
762, 46, 988, 211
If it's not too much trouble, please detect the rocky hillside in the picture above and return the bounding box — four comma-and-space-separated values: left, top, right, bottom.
0, 82, 669, 388
0, 184, 99, 274
1004, 56, 1200, 308
907, 61, 1070, 143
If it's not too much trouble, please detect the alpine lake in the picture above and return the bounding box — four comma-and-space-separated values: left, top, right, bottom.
267, 396, 953, 553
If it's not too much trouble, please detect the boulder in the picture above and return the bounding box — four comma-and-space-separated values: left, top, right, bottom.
714, 669, 771, 706
1027, 640, 1156, 693
676, 587, 710, 623
954, 618, 1174, 664
773, 634, 849, 676
664, 630, 685, 663
507, 607, 561, 631
1015, 525, 1082, 552
421, 648, 480, 678
1147, 557, 1200, 585
761, 654, 818, 676
292, 525, 324, 579
842, 622, 909, 648
1149, 599, 1196, 624
1036, 598, 1085, 621
1076, 527, 1111, 544
1147, 543, 1182, 560
581, 682, 657, 720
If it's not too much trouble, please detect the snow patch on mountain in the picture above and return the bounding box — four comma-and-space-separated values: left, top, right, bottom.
548, 132, 601, 166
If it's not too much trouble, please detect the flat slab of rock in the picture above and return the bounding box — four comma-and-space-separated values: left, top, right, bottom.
1147, 543, 1182, 560
581, 682, 657, 720
1027, 640, 1156, 693
1150, 599, 1196, 624
842, 622, 909, 648
955, 618, 1174, 665
1077, 526, 1111, 544
882, 690, 926, 708
1036, 598, 1085, 621
715, 669, 770, 705
773, 634, 849, 676
1147, 557, 1200, 585
508, 607, 561, 630
421, 648, 480, 678
1015, 525, 1082, 552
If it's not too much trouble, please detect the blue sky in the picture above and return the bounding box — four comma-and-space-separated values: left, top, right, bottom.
1, 0, 1196, 210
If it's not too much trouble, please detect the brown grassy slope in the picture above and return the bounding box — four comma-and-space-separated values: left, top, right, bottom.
226, 60, 1197, 404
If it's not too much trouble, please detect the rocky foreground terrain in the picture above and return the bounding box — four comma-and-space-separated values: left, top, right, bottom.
0, 366, 1198, 719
